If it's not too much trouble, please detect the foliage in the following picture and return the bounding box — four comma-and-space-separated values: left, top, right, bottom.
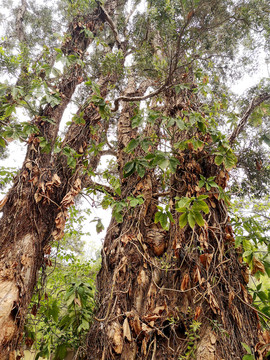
25, 254, 99, 360
0, 0, 270, 358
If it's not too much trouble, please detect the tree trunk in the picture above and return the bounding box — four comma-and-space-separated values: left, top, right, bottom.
0, 2, 120, 355
87, 86, 262, 359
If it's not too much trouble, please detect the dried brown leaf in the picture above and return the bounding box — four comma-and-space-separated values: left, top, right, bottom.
251, 257, 265, 275
123, 318, 132, 342
152, 305, 165, 315
0, 196, 8, 210
194, 306, 202, 320
181, 273, 190, 291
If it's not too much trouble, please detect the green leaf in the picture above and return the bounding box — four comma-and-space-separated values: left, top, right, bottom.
125, 138, 139, 153
242, 250, 253, 258
193, 211, 205, 226
169, 158, 180, 173
224, 153, 237, 170
129, 196, 144, 207
54, 343, 68, 360
141, 139, 152, 152
96, 219, 104, 233
197, 195, 209, 200
188, 212, 196, 228
215, 155, 224, 166
159, 212, 168, 229
242, 355, 255, 360
198, 179, 205, 188
176, 197, 192, 209
154, 211, 161, 224
166, 211, 174, 223
193, 200, 209, 214
179, 212, 188, 228
208, 180, 219, 188
0, 138, 6, 147
175, 117, 186, 130
123, 161, 136, 177
241, 343, 252, 355
136, 163, 146, 178
131, 114, 143, 128
159, 158, 169, 171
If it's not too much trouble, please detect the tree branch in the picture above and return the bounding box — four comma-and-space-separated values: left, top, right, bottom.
111, 83, 170, 112
228, 92, 270, 145
97, 1, 122, 48
82, 178, 116, 197
16, 0, 27, 43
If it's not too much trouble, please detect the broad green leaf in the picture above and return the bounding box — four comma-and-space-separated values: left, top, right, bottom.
141, 139, 152, 152
242, 250, 253, 258
215, 155, 224, 166
241, 342, 252, 354
54, 343, 68, 360
166, 211, 174, 223
160, 212, 168, 229
179, 212, 188, 228
131, 114, 143, 128
175, 117, 186, 130
197, 195, 209, 200
154, 211, 161, 224
159, 158, 169, 170
242, 356, 255, 360
177, 197, 192, 209
188, 212, 196, 228
193, 200, 210, 214
208, 180, 219, 188
198, 179, 205, 188
123, 161, 136, 177
169, 158, 180, 173
0, 138, 6, 147
261, 134, 270, 147
125, 138, 139, 153
136, 164, 146, 178
194, 211, 205, 226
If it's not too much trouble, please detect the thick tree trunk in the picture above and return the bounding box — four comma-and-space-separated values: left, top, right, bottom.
87, 87, 262, 359
0, 0, 122, 355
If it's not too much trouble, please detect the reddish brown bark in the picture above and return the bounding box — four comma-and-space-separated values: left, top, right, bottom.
0, 2, 119, 356
87, 87, 262, 359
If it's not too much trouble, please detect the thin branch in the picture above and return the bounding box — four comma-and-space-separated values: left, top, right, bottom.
97, 1, 122, 48
229, 92, 270, 145
100, 149, 117, 157
83, 178, 115, 197
111, 83, 170, 112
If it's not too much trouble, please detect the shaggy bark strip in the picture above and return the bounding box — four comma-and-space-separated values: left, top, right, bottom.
0, 1, 120, 356
87, 86, 262, 359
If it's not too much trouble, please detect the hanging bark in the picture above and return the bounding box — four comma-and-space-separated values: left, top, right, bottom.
87, 82, 263, 359
0, 1, 120, 356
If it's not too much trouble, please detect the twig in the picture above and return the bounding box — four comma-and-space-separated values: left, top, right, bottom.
97, 1, 122, 48
82, 178, 115, 197
111, 83, 170, 112
228, 92, 270, 145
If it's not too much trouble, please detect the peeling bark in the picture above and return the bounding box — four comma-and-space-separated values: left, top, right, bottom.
87, 85, 261, 359
0, 1, 120, 356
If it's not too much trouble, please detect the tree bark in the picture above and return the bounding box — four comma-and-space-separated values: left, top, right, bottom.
0, 1, 120, 356
87, 86, 262, 359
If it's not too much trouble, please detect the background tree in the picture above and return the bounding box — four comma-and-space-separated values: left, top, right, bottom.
0, 0, 270, 359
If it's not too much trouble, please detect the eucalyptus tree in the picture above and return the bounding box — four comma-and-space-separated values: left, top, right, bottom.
0, 0, 269, 359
